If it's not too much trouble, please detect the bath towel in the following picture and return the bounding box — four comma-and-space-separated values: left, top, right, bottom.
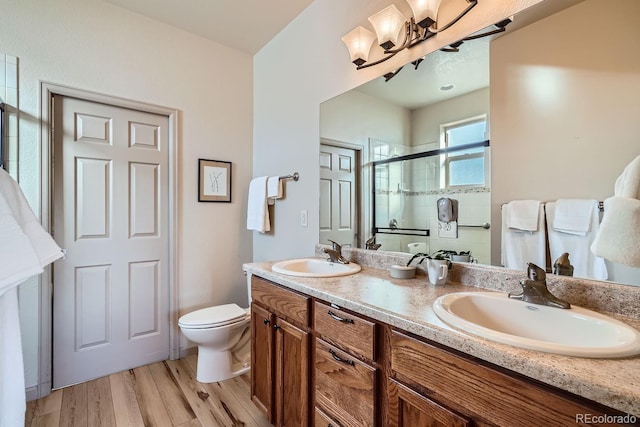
266, 176, 282, 205
247, 176, 270, 233
501, 202, 546, 271
547, 201, 607, 280
591, 154, 640, 267
505, 200, 541, 231
0, 169, 63, 427
552, 199, 595, 236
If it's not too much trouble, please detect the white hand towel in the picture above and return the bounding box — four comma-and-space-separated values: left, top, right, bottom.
591, 154, 640, 267
247, 176, 270, 233
266, 176, 282, 206
552, 199, 595, 236
505, 200, 541, 231
547, 201, 607, 280
501, 203, 546, 271
0, 193, 42, 296
0, 169, 63, 268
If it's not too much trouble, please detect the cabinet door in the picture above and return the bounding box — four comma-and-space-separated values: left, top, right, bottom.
251, 303, 274, 421
388, 379, 471, 427
275, 317, 310, 427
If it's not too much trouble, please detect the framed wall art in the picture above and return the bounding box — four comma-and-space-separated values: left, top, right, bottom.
198, 158, 232, 202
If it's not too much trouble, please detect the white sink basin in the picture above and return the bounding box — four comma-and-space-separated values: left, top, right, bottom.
271, 258, 361, 278
433, 292, 640, 358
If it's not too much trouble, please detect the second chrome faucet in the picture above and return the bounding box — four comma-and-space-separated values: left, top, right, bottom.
324, 240, 350, 264
508, 263, 571, 309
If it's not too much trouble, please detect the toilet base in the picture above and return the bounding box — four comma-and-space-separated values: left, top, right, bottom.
196, 347, 250, 383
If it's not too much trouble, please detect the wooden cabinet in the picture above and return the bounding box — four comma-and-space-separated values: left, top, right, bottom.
250, 274, 632, 427
388, 379, 470, 427
250, 276, 310, 427
313, 302, 378, 427
389, 330, 626, 427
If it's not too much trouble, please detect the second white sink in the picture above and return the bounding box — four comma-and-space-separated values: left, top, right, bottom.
271, 257, 361, 278
433, 292, 640, 358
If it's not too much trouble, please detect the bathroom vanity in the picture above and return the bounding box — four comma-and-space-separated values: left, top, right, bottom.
244, 250, 640, 426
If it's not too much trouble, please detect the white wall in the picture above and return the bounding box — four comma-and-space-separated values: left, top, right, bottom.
490, 0, 640, 282
254, 0, 540, 262
1, 0, 254, 392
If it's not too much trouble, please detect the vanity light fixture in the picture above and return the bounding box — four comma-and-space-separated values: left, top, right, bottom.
441, 16, 513, 52
342, 0, 478, 70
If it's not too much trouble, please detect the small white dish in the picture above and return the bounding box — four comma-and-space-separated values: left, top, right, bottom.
390, 265, 416, 279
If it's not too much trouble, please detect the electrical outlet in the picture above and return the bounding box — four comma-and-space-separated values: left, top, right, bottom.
300, 209, 308, 227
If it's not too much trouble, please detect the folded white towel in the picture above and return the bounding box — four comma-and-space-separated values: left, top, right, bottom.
505, 200, 541, 231
547, 201, 607, 280
553, 199, 595, 236
247, 176, 270, 233
592, 154, 640, 267
266, 176, 282, 206
501, 203, 546, 271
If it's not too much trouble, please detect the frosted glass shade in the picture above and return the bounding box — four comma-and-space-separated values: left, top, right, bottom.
406, 0, 442, 28
368, 4, 406, 50
342, 26, 376, 66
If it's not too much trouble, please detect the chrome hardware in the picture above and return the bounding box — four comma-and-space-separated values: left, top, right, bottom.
328, 348, 354, 366
328, 310, 354, 324
508, 263, 571, 309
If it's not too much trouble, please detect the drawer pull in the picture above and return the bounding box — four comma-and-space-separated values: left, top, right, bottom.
328, 348, 354, 366
263, 318, 270, 325
328, 310, 354, 324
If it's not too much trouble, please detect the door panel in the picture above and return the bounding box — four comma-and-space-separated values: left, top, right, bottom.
319, 144, 359, 247
53, 95, 170, 388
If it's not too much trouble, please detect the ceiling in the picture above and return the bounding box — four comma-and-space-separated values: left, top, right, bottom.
103, 0, 314, 54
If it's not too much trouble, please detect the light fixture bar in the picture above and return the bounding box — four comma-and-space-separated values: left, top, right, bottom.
342, 0, 479, 71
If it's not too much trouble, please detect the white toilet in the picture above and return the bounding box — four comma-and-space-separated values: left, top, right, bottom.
179, 302, 251, 383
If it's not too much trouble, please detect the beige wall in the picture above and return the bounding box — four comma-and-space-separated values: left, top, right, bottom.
490, 0, 640, 276
1, 0, 254, 393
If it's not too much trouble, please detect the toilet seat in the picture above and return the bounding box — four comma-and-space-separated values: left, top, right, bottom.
179, 303, 249, 329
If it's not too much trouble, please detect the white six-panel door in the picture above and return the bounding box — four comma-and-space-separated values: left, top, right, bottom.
52, 95, 169, 388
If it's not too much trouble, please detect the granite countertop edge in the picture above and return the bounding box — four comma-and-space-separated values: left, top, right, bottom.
243, 261, 640, 417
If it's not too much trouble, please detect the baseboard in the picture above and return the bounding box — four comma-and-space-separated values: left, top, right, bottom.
179, 346, 197, 359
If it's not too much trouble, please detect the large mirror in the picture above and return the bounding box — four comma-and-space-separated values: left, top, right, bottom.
320, 0, 640, 286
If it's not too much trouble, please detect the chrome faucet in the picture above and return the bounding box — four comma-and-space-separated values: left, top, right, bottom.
324, 240, 349, 264
365, 236, 382, 250
508, 263, 571, 309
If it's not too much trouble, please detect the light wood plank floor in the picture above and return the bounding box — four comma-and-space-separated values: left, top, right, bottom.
25, 355, 271, 427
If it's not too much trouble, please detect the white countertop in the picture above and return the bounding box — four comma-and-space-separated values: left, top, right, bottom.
243, 261, 640, 417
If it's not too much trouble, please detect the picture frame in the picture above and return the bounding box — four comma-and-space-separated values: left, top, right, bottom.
198, 158, 232, 202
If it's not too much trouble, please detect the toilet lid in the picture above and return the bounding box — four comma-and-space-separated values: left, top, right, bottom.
179, 303, 248, 328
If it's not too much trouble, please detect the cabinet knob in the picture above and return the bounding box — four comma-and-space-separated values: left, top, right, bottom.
263, 318, 270, 325
328, 310, 354, 324
273, 324, 281, 331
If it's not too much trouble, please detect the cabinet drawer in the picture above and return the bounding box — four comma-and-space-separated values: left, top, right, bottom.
390, 330, 615, 427
313, 301, 375, 361
251, 276, 309, 326
315, 338, 376, 427
314, 407, 339, 427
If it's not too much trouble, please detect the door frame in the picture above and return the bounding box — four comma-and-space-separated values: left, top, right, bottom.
319, 138, 364, 248
38, 82, 179, 398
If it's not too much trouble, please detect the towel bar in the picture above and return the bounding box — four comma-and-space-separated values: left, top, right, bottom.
279, 172, 299, 181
